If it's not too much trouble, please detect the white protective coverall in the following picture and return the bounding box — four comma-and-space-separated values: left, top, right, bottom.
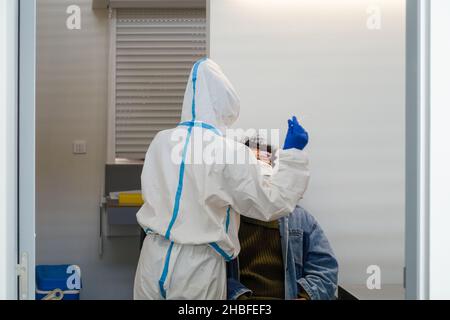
133, 58, 310, 300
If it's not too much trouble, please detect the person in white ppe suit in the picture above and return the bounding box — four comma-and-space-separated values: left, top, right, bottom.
133, 58, 310, 300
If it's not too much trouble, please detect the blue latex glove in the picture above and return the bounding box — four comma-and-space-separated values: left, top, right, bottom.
283, 116, 309, 150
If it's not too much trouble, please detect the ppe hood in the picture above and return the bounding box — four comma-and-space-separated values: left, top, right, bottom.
180, 58, 240, 132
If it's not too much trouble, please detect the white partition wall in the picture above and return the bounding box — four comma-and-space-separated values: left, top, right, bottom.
209, 0, 405, 288
429, 0, 450, 300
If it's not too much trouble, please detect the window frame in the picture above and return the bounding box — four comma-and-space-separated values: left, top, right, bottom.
106, 7, 208, 163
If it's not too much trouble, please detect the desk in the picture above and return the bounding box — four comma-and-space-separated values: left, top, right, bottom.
98, 197, 141, 256
105, 198, 141, 225
98, 163, 143, 256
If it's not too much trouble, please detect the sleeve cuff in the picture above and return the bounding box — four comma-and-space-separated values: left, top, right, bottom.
298, 278, 318, 300
227, 277, 253, 300
234, 288, 253, 300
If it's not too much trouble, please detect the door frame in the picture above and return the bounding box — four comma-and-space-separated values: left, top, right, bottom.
0, 0, 19, 300
405, 0, 430, 300
18, 0, 36, 300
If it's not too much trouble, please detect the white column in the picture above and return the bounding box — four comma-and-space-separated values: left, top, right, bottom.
0, 0, 18, 300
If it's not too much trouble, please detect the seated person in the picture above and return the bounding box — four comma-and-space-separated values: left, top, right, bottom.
227, 136, 338, 300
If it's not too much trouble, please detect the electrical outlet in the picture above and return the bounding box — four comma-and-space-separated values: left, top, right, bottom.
73, 140, 87, 154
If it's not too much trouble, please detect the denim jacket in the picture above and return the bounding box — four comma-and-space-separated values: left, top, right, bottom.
227, 206, 338, 300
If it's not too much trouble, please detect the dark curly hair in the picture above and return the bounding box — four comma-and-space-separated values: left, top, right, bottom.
243, 135, 273, 154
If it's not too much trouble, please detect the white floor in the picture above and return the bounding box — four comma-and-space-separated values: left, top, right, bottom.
342, 284, 405, 300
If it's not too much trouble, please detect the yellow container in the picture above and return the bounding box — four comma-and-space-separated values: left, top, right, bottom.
118, 193, 144, 206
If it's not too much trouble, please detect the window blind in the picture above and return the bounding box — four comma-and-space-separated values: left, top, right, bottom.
114, 8, 206, 160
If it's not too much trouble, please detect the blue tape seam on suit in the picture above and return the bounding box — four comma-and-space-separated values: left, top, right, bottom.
158, 241, 174, 299
225, 206, 231, 233
209, 242, 234, 262
164, 58, 206, 240
178, 121, 222, 136
191, 57, 206, 120
158, 58, 205, 299
159, 58, 233, 298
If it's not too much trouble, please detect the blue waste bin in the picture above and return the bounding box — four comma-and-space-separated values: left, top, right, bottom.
36, 265, 81, 300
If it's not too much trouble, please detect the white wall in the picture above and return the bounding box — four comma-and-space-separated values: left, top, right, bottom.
37, 0, 139, 299
0, 0, 18, 300
210, 0, 405, 285
430, 0, 450, 300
